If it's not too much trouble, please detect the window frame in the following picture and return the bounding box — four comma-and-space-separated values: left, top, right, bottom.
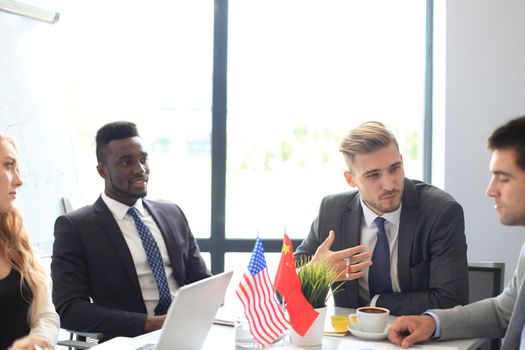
202, 0, 433, 274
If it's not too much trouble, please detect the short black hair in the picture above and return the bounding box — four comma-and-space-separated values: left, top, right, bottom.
96, 121, 139, 163
487, 115, 525, 170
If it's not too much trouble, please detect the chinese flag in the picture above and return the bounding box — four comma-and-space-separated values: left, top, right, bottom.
274, 234, 319, 336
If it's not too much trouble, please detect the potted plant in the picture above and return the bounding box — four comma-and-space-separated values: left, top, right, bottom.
290, 256, 344, 346
296, 256, 343, 308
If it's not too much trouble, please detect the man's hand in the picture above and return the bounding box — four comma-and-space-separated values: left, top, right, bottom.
144, 315, 166, 333
312, 230, 372, 281
8, 336, 51, 350
388, 315, 437, 348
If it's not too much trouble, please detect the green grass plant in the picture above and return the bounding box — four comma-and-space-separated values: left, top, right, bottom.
296, 256, 344, 309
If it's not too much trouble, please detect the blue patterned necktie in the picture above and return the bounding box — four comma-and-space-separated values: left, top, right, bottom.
127, 207, 171, 315
368, 217, 393, 297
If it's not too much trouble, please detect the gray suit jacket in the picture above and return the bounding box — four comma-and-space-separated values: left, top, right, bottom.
433, 242, 525, 349
295, 178, 469, 315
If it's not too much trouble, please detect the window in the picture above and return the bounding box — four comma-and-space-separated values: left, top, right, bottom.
58, 0, 214, 239
51, 0, 428, 274
226, 0, 427, 242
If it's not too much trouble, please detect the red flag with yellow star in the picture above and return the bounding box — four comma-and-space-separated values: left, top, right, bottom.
274, 234, 319, 336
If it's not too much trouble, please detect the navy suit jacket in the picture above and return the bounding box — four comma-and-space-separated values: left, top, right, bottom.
295, 178, 469, 315
51, 196, 210, 339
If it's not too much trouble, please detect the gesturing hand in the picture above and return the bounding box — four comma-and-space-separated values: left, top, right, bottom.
311, 230, 372, 281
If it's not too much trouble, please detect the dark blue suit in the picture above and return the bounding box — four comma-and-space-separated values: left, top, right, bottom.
51, 197, 210, 339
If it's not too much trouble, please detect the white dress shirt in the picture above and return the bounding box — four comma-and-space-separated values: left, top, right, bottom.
358, 198, 402, 306
101, 192, 177, 315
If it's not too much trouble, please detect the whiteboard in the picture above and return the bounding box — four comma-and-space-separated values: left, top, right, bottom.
0, 10, 80, 255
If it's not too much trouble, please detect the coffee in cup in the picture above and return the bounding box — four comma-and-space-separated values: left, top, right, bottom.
349, 306, 389, 333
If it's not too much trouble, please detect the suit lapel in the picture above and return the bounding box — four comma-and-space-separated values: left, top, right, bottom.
342, 194, 363, 248
93, 197, 142, 294
397, 179, 418, 291
342, 194, 363, 307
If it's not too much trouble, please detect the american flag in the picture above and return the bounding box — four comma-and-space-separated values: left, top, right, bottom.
236, 238, 290, 346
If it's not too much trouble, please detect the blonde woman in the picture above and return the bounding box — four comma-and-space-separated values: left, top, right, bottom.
0, 134, 59, 350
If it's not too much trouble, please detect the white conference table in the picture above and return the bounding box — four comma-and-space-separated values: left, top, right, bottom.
91, 306, 486, 350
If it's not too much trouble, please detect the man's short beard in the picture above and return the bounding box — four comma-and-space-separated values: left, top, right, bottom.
111, 182, 147, 199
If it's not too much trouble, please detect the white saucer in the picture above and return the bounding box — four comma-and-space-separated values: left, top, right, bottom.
347, 324, 388, 340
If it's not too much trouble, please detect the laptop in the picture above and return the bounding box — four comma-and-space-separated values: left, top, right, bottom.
92, 271, 233, 350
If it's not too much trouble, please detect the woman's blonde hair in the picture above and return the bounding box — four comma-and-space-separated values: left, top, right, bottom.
0, 135, 48, 326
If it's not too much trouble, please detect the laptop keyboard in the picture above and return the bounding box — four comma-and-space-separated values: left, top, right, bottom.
135, 343, 156, 350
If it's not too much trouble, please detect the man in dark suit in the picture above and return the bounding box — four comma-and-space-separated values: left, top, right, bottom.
295, 121, 468, 315
51, 121, 210, 340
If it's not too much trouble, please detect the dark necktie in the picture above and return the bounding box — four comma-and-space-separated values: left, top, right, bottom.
368, 217, 393, 297
128, 207, 171, 315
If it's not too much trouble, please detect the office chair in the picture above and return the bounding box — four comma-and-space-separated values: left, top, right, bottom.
468, 261, 505, 350
56, 330, 103, 349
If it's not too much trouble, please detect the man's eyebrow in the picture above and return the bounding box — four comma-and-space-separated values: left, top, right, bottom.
362, 169, 380, 176
493, 170, 514, 178
117, 154, 132, 160
116, 152, 148, 161
362, 161, 402, 176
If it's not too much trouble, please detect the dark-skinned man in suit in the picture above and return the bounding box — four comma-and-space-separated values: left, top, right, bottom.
51, 121, 210, 340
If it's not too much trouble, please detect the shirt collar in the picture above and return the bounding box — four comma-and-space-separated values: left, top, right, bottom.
359, 196, 402, 228
101, 192, 146, 220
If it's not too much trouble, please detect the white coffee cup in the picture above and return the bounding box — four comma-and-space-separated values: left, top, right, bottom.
349, 306, 389, 333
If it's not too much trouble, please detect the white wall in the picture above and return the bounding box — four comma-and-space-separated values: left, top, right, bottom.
437, 0, 525, 284
0, 7, 79, 255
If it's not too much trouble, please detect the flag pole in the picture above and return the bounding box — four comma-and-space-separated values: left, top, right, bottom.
280, 226, 287, 314
279, 227, 289, 344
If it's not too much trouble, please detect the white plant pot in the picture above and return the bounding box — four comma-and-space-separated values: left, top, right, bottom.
289, 307, 327, 347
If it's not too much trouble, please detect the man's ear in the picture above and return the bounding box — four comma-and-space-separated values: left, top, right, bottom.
344, 171, 356, 187
96, 164, 107, 179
